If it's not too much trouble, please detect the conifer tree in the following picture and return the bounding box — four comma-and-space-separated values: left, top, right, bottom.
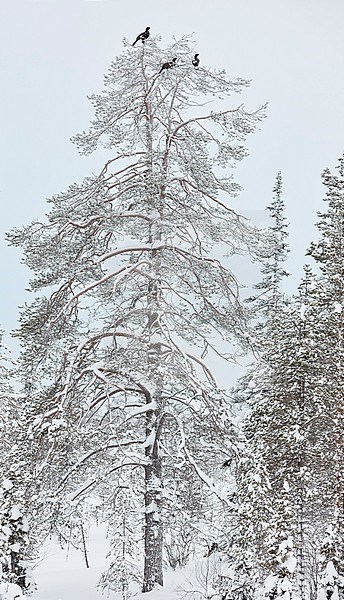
248, 266, 325, 599
244, 157, 344, 597
251, 171, 290, 324
317, 523, 344, 600
306, 156, 344, 597
229, 179, 326, 598
0, 332, 34, 592
9, 35, 265, 592
220, 175, 292, 597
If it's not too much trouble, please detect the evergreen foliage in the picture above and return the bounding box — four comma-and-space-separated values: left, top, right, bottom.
306, 156, 344, 599
231, 158, 344, 599
0, 334, 34, 592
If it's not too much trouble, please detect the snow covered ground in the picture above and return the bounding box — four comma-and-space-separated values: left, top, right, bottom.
32, 524, 109, 600
26, 524, 205, 600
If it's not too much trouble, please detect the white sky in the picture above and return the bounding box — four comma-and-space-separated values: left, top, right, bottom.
1, 0, 344, 350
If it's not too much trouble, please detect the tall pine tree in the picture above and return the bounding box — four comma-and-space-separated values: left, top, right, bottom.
9, 35, 265, 592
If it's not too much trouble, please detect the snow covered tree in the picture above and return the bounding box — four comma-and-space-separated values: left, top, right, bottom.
249, 171, 290, 325
0, 466, 32, 592
261, 534, 299, 600
220, 175, 291, 594
317, 523, 344, 600
241, 156, 344, 598
247, 266, 326, 599
217, 449, 277, 600
228, 180, 328, 598
9, 35, 265, 592
0, 333, 34, 592
306, 156, 344, 597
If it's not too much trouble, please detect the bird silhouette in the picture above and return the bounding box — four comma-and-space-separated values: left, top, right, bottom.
132, 27, 150, 46
159, 57, 177, 73
192, 53, 200, 67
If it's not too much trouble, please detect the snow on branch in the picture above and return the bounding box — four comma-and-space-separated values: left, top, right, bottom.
173, 416, 236, 508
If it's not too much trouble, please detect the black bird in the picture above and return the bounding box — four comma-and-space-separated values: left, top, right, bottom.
132, 26, 150, 46
159, 57, 177, 73
192, 53, 200, 67
204, 542, 219, 558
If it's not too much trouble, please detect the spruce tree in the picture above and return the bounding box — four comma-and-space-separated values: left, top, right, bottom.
0, 332, 34, 592
250, 171, 290, 324
244, 156, 344, 597
307, 156, 344, 598
220, 175, 292, 597
248, 266, 325, 599
229, 178, 325, 598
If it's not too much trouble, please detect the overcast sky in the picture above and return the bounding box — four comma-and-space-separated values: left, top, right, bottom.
1, 0, 344, 353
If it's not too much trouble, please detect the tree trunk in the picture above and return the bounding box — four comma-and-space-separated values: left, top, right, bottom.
142, 197, 164, 592
142, 402, 164, 592
296, 377, 306, 600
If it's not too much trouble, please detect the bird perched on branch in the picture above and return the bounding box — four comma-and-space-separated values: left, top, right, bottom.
204, 542, 219, 558
159, 57, 177, 73
132, 26, 150, 46
192, 53, 200, 67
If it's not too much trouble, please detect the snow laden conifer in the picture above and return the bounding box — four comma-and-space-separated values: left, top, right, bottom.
240, 158, 344, 599
220, 175, 291, 595
217, 448, 276, 600
249, 171, 290, 327
249, 266, 324, 599
317, 523, 344, 600
227, 178, 320, 598
0, 332, 34, 593
9, 35, 265, 592
306, 156, 344, 599
239, 175, 336, 598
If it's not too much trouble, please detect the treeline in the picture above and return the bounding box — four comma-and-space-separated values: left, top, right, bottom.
225, 166, 343, 600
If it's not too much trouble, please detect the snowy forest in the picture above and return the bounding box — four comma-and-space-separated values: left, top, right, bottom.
0, 33, 343, 600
